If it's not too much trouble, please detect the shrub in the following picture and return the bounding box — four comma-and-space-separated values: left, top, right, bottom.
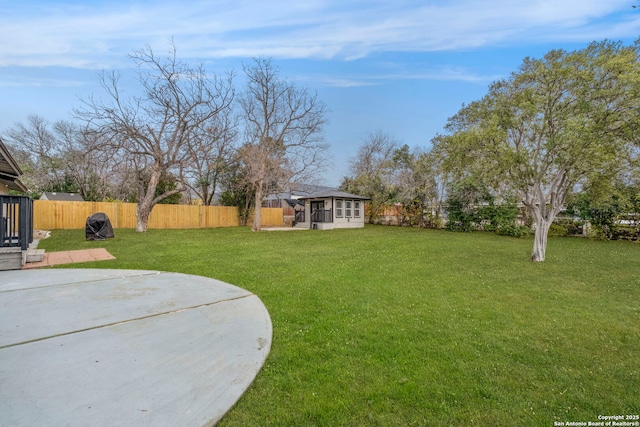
609, 225, 640, 241
548, 223, 569, 237
586, 224, 608, 240
445, 198, 475, 232
496, 224, 531, 237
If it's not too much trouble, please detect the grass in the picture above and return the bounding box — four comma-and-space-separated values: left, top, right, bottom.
39, 225, 640, 426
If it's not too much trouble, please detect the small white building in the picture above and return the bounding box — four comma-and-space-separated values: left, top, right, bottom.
294, 190, 370, 230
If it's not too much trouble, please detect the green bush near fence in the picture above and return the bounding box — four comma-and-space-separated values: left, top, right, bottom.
40, 226, 640, 426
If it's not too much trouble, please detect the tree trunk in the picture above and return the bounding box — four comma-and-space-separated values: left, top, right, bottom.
135, 166, 162, 232
531, 216, 552, 262
526, 172, 568, 262
252, 183, 262, 232
136, 202, 152, 232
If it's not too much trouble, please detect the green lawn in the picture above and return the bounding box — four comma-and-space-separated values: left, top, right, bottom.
39, 226, 640, 426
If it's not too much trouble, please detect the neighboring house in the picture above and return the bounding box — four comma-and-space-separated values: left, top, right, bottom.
1, 138, 36, 270
40, 192, 85, 202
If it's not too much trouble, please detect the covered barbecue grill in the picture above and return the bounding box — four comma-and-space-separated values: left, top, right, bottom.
85, 212, 115, 241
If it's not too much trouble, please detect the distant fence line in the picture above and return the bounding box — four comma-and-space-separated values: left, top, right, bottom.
33, 201, 284, 230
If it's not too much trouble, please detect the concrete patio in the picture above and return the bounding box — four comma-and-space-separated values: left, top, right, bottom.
0, 268, 272, 426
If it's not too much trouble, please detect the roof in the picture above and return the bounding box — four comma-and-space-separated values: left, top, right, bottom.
265, 184, 340, 201
264, 184, 370, 202
297, 190, 371, 201
290, 184, 338, 197
0, 138, 27, 193
40, 192, 85, 201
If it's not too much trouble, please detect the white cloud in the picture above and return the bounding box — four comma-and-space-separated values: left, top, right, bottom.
310, 65, 501, 88
320, 78, 378, 88
0, 75, 88, 88
0, 0, 637, 68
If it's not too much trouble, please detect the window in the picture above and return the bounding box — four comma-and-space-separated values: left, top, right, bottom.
346, 200, 352, 217
336, 199, 343, 218
354, 201, 361, 218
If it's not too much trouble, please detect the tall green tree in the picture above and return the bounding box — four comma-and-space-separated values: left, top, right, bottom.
340, 131, 399, 223
567, 180, 640, 240
389, 146, 442, 227
218, 152, 256, 226
433, 40, 640, 261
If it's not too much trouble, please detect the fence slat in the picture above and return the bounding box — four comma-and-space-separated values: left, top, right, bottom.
33, 201, 283, 230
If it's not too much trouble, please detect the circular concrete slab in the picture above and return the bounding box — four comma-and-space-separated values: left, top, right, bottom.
0, 269, 272, 427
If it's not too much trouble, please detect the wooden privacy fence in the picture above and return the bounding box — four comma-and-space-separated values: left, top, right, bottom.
33, 201, 284, 230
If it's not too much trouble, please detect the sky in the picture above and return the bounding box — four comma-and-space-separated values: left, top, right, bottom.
1, 0, 639, 186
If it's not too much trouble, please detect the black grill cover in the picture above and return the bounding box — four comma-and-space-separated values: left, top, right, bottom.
85, 212, 115, 240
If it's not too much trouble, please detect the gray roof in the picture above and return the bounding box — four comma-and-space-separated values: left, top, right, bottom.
40, 192, 85, 201
297, 190, 370, 201
264, 184, 370, 201
290, 184, 337, 197
265, 184, 339, 201
0, 138, 27, 192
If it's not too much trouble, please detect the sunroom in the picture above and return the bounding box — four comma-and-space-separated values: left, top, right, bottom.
294, 190, 370, 230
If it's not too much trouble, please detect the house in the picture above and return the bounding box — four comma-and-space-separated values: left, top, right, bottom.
0, 138, 37, 270
264, 184, 338, 226
40, 192, 85, 201
274, 187, 370, 230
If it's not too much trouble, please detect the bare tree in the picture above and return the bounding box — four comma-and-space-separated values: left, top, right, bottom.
179, 113, 237, 205
77, 42, 234, 231
238, 58, 328, 231
5, 115, 66, 192
4, 115, 111, 199
53, 121, 116, 200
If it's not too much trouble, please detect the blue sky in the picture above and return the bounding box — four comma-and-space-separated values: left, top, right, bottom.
1, 0, 639, 186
